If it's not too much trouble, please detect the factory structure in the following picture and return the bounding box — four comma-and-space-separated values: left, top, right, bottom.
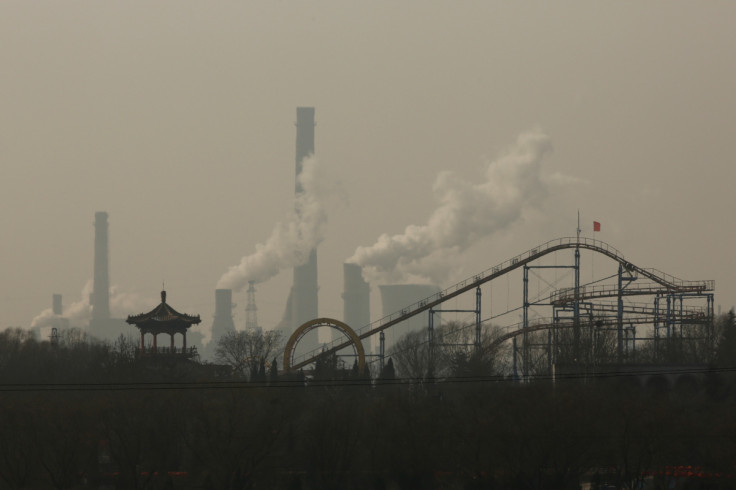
204, 107, 438, 359
211, 288, 236, 340
41, 108, 438, 363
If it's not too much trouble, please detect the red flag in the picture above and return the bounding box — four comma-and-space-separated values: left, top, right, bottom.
593, 221, 601, 232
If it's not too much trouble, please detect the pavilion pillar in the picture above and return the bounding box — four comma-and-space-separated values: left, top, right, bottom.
140, 331, 145, 351
170, 334, 175, 352
183, 332, 187, 351
153, 334, 157, 352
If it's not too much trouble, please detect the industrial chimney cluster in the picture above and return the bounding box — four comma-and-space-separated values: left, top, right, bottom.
47, 107, 438, 359
205, 108, 437, 357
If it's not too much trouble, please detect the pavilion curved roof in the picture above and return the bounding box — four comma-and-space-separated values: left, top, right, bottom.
126, 291, 201, 326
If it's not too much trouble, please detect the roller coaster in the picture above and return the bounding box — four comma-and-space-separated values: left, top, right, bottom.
283, 237, 715, 379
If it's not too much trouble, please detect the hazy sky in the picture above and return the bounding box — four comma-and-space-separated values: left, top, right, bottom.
2, 2, 735, 338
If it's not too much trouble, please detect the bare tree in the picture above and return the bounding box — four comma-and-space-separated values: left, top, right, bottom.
390, 329, 433, 381
215, 328, 283, 379
0, 327, 36, 374
390, 321, 508, 381
59, 327, 92, 348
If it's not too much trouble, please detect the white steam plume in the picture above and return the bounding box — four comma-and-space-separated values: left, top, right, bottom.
31, 280, 151, 330
31, 280, 94, 329
217, 156, 332, 292
347, 128, 554, 285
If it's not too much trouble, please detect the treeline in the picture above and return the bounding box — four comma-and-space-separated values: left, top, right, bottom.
0, 311, 735, 489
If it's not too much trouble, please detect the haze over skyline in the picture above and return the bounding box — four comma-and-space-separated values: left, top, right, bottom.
2, 2, 735, 338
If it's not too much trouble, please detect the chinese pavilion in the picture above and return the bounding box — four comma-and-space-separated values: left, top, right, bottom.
126, 290, 201, 358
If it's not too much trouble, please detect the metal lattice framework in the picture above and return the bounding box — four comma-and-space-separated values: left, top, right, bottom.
283, 237, 714, 374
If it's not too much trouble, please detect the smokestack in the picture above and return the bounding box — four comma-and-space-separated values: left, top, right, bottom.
52, 294, 63, 316
211, 289, 235, 341
92, 211, 110, 321
295, 107, 315, 194
343, 263, 370, 330
289, 107, 319, 346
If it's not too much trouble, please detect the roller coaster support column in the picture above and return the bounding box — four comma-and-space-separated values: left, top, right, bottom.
428, 309, 435, 370
678, 294, 684, 338
574, 238, 581, 362
666, 295, 672, 339
617, 264, 636, 362
708, 295, 715, 346
618, 264, 623, 361
523, 266, 530, 379
512, 337, 519, 382
380, 331, 385, 372
548, 329, 553, 375
475, 286, 482, 351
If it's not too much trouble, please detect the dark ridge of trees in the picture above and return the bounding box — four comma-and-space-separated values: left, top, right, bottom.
1, 318, 736, 489
716, 308, 736, 367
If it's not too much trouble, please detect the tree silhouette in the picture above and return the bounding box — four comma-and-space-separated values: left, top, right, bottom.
214, 328, 283, 380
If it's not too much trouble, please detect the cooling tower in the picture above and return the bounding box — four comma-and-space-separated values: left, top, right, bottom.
91, 211, 110, 321
211, 289, 236, 341
379, 284, 441, 342
343, 263, 370, 330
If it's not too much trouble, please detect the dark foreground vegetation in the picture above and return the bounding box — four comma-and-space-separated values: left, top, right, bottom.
1, 311, 736, 490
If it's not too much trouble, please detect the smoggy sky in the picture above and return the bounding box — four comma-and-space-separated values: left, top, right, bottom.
2, 2, 735, 337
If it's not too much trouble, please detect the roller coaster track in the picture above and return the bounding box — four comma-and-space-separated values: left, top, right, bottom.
488, 316, 658, 349
550, 283, 709, 305
288, 237, 714, 371
557, 300, 708, 321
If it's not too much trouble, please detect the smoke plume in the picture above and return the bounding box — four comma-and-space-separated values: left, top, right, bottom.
31, 280, 93, 329
217, 156, 332, 291
347, 128, 553, 285
31, 280, 151, 330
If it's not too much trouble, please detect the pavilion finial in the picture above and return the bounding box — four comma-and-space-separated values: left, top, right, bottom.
161, 290, 167, 304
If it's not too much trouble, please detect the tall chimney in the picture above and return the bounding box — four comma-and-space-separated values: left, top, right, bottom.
290, 107, 319, 345
295, 106, 315, 194
92, 211, 110, 321
52, 294, 63, 316
211, 289, 236, 342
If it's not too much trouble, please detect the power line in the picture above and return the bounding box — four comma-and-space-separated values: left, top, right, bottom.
1, 365, 733, 392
